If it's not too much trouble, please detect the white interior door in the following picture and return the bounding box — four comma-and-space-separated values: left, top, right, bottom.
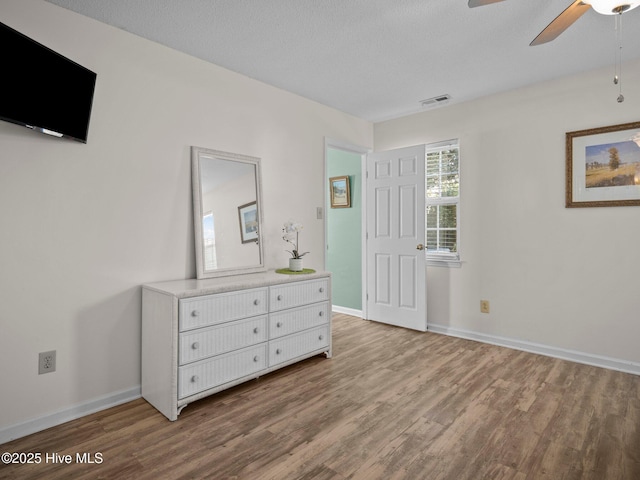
366, 145, 426, 331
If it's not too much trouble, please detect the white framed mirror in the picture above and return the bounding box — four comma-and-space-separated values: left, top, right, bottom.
191, 147, 265, 279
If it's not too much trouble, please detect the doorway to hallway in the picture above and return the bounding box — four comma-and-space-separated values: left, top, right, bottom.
325, 140, 366, 317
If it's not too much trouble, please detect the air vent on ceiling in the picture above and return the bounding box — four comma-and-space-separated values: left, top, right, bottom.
420, 94, 451, 109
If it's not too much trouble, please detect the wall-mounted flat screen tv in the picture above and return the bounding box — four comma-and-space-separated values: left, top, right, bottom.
0, 21, 97, 143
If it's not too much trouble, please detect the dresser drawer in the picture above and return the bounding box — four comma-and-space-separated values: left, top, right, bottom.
178, 344, 267, 399
270, 279, 329, 312
269, 302, 330, 339
179, 287, 268, 331
269, 325, 329, 367
179, 316, 268, 365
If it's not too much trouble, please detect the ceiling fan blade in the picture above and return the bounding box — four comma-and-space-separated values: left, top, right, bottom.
530, 1, 591, 46
468, 0, 506, 7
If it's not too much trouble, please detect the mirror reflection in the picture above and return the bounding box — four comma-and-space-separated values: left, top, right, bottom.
192, 147, 265, 279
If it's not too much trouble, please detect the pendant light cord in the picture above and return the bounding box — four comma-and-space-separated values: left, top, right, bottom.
615, 13, 624, 102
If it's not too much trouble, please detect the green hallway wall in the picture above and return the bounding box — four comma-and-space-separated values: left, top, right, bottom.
327, 148, 362, 310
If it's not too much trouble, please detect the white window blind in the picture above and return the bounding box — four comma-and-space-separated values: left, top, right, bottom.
203, 212, 217, 271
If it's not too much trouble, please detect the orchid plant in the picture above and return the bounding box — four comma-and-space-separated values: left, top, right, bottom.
282, 221, 309, 259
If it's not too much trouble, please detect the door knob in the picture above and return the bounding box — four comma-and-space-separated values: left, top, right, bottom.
416, 244, 424, 250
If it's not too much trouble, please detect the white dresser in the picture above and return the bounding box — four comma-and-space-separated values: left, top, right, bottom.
141, 270, 331, 420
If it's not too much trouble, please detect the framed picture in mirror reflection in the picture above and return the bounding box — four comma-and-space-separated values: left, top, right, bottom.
238, 201, 258, 243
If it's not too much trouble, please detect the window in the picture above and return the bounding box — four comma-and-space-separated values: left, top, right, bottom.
202, 212, 217, 271
425, 142, 460, 266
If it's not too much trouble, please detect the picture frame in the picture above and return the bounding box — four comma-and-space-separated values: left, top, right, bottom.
238, 201, 258, 243
329, 175, 351, 208
566, 121, 640, 208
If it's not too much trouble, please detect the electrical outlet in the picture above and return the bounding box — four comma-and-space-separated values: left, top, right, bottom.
39, 350, 56, 374
480, 300, 490, 314
316, 207, 323, 219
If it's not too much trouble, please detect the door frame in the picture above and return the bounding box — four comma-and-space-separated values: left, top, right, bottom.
323, 137, 370, 318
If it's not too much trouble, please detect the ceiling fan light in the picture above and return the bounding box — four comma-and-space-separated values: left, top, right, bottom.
584, 0, 640, 14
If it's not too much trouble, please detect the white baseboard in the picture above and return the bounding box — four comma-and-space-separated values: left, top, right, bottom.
428, 323, 640, 376
332, 305, 363, 318
0, 386, 141, 445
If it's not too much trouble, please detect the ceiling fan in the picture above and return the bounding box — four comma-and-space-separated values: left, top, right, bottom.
468, 0, 640, 46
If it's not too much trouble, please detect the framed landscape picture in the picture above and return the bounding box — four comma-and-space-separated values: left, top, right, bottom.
330, 175, 351, 208
566, 121, 640, 207
238, 201, 258, 243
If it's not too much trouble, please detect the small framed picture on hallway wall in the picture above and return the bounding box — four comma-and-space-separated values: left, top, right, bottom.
330, 175, 351, 208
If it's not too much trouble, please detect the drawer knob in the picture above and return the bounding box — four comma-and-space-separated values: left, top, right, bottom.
191, 375, 199, 383
277, 295, 282, 301
319, 335, 324, 341
191, 310, 200, 317
253, 327, 259, 334
319, 287, 324, 293
253, 355, 259, 362
253, 299, 260, 306
318, 311, 324, 317
276, 348, 281, 355
276, 322, 282, 328
191, 342, 199, 350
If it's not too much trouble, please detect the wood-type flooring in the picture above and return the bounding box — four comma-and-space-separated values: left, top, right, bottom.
2, 314, 639, 479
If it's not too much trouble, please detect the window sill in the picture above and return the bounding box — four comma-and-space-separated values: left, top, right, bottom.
426, 257, 461, 268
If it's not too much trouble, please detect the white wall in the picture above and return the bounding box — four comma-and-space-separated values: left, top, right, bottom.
0, 0, 373, 437
375, 59, 640, 367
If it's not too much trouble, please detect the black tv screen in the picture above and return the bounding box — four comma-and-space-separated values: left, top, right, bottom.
0, 21, 96, 143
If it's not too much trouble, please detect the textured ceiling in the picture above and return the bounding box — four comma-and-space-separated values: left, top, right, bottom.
45, 0, 640, 122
